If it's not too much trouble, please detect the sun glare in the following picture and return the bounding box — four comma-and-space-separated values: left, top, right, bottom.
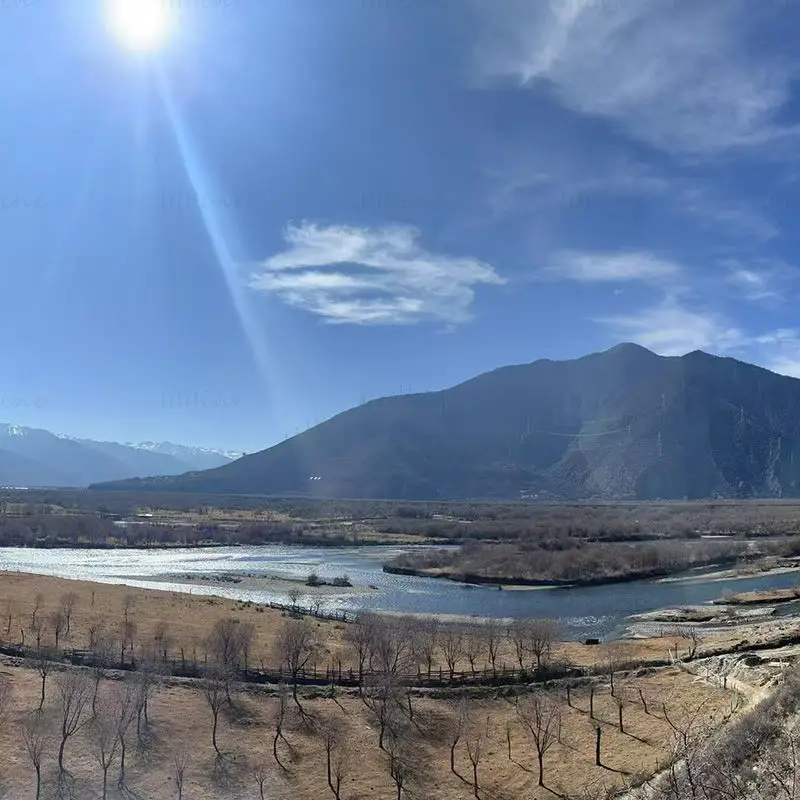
107, 0, 171, 53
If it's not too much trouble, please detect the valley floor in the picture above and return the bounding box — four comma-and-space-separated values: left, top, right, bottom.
1, 572, 797, 799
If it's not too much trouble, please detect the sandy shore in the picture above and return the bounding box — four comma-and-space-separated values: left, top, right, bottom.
135, 571, 380, 598
656, 562, 800, 584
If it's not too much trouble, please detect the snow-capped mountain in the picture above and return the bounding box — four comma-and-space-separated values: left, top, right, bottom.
128, 441, 244, 467
0, 424, 241, 488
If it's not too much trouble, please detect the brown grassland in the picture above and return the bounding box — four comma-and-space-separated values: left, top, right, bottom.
0, 573, 738, 800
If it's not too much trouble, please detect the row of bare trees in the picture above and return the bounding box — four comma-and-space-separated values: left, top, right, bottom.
0, 665, 159, 800
343, 612, 561, 686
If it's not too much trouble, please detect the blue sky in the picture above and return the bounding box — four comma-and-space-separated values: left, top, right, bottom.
3, 0, 800, 453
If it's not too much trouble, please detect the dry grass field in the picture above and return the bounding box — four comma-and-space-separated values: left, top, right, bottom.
0, 661, 733, 800
0, 572, 742, 800
0, 573, 705, 677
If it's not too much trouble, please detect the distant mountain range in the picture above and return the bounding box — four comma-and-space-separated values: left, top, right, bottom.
0, 424, 242, 487
91, 343, 800, 500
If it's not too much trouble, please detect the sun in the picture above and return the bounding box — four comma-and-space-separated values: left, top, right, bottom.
106, 0, 171, 53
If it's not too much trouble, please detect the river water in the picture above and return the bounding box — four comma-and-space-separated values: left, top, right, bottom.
0, 545, 798, 640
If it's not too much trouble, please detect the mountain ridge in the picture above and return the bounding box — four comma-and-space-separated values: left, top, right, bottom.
90, 344, 800, 500
0, 424, 241, 488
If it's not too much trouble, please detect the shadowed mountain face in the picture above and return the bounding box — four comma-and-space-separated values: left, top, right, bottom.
90, 344, 800, 500
0, 425, 241, 488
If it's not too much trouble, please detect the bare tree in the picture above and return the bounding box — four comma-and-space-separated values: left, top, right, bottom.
518, 692, 562, 787
239, 621, 255, 674
465, 713, 489, 798
682, 626, 703, 660
603, 643, 626, 696
4, 599, 15, 639
386, 718, 415, 800
111, 678, 138, 788
55, 670, 93, 774
202, 674, 226, 758
0, 674, 12, 724
616, 693, 626, 734
91, 700, 120, 800
448, 696, 470, 776
319, 716, 350, 800
363, 675, 403, 751
440, 627, 464, 681
483, 618, 503, 677
91, 630, 117, 716
22, 711, 50, 800
412, 617, 439, 677
274, 616, 319, 712
206, 617, 245, 676
122, 594, 136, 625
134, 666, 155, 742
370, 615, 416, 678
32, 645, 56, 710
272, 683, 292, 769
464, 625, 487, 674
345, 612, 380, 688
528, 618, 558, 671
60, 592, 78, 637
119, 619, 137, 666
152, 620, 172, 663
48, 609, 67, 649
175, 750, 190, 800
509, 618, 532, 670
253, 763, 268, 800
31, 592, 44, 630
287, 589, 300, 609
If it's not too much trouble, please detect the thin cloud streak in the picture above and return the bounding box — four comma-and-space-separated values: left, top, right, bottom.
596, 298, 745, 356
541, 250, 682, 284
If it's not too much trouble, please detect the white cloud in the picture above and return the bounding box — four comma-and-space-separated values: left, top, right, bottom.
597, 298, 800, 378
476, 0, 798, 156
542, 250, 681, 284
596, 298, 744, 356
724, 259, 798, 302
754, 329, 800, 377
249, 223, 504, 325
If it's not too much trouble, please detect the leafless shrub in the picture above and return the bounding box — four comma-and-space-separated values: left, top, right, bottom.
518, 691, 561, 787
274, 617, 320, 713
60, 592, 78, 636
54, 670, 93, 775
22, 711, 50, 800
440, 627, 464, 680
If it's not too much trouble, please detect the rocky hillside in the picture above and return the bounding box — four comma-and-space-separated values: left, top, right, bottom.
90, 344, 800, 500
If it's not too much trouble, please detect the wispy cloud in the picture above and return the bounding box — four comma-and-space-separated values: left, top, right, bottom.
596, 298, 744, 356
249, 223, 504, 325
541, 250, 681, 284
596, 297, 800, 378
476, 0, 798, 156
488, 156, 778, 243
724, 259, 798, 302
754, 329, 800, 378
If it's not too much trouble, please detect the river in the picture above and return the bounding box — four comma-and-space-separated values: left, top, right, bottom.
0, 545, 798, 640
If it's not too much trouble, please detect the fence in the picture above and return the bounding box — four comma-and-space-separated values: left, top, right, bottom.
0, 641, 585, 690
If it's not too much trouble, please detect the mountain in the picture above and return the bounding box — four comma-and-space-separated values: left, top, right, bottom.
0, 424, 241, 487
89, 344, 800, 501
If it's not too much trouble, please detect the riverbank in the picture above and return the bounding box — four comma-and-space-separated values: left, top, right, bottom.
140, 570, 378, 598
385, 554, 800, 590
656, 559, 800, 585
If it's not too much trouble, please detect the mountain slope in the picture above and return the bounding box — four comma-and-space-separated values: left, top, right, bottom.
0, 424, 240, 487
89, 344, 800, 500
